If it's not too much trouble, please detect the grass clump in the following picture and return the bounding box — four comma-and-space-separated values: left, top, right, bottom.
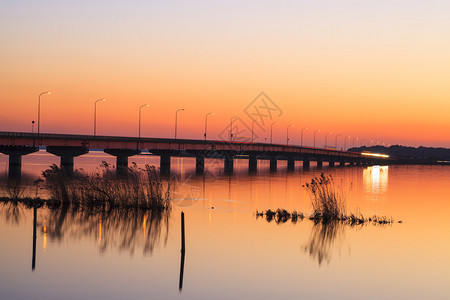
40, 162, 173, 211
303, 173, 348, 221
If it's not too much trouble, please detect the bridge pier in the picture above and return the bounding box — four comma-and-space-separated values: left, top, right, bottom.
303, 158, 310, 169
248, 154, 257, 172
269, 155, 277, 172
340, 160, 346, 167
328, 160, 335, 167
195, 154, 205, 174
316, 159, 323, 168
224, 155, 234, 173
47, 146, 89, 174
287, 156, 295, 171
0, 146, 39, 179
160, 154, 171, 175
104, 148, 141, 174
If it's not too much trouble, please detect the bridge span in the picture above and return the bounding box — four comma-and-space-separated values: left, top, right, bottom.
0, 131, 389, 178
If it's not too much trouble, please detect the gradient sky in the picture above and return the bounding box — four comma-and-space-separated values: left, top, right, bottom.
1, 0, 449, 147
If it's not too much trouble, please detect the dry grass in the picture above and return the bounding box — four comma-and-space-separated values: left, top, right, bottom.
303, 173, 349, 221
40, 162, 173, 211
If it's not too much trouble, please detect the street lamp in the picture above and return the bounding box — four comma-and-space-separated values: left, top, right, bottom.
139, 104, 149, 138
31, 121, 35, 133
334, 133, 341, 149
286, 124, 294, 145
270, 121, 278, 144
352, 137, 358, 148
230, 116, 239, 141
251, 119, 258, 142
324, 131, 332, 148
301, 127, 308, 147
94, 98, 106, 136
175, 108, 185, 139
313, 130, 320, 147
37, 91, 51, 134
344, 136, 351, 151
204, 112, 214, 141
360, 139, 366, 147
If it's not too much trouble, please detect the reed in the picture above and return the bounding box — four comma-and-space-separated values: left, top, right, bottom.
303, 173, 348, 221
40, 162, 173, 211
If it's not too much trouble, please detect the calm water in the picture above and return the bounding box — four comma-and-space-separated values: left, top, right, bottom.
1, 152, 449, 300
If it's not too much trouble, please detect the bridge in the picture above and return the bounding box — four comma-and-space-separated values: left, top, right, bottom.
0, 131, 390, 178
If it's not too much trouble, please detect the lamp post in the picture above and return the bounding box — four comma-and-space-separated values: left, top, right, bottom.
324, 132, 332, 148
360, 139, 366, 147
344, 136, 350, 151
251, 119, 258, 142
139, 104, 149, 138
286, 124, 294, 145
313, 130, 320, 147
94, 98, 106, 136
175, 108, 185, 139
270, 121, 278, 144
334, 134, 341, 149
31, 121, 35, 133
352, 137, 358, 148
301, 127, 308, 147
230, 116, 239, 141
204, 112, 214, 141
37, 91, 51, 134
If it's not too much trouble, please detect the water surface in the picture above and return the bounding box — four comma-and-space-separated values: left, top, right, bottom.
1, 152, 449, 299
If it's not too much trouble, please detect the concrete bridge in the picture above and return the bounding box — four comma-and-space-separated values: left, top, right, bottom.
0, 131, 389, 178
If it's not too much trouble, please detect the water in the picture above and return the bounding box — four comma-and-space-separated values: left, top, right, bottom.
1, 152, 449, 300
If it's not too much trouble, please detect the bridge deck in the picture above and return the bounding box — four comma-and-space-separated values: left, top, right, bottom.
0, 131, 366, 159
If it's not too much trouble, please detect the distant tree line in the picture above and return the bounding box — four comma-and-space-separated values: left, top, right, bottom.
348, 145, 450, 162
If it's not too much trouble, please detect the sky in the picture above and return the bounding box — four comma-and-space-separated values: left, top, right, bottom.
1, 0, 449, 148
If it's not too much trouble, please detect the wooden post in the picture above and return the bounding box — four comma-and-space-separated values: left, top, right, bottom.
179, 211, 186, 291
32, 204, 37, 271
181, 212, 185, 253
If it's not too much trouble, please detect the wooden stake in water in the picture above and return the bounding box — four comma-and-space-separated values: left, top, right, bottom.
179, 211, 186, 291
181, 211, 185, 253
32, 204, 37, 271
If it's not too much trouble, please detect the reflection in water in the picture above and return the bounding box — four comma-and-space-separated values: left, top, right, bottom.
303, 221, 346, 265
44, 206, 170, 255
0, 203, 171, 256
32, 205, 37, 271
179, 212, 186, 292
363, 166, 389, 194
0, 201, 27, 225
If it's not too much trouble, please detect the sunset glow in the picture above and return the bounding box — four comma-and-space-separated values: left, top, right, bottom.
1, 1, 449, 147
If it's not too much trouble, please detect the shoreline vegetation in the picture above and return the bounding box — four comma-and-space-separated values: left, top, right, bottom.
256, 173, 402, 225
0, 162, 173, 211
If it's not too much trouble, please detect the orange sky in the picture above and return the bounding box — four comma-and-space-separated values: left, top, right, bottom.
1, 1, 449, 147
